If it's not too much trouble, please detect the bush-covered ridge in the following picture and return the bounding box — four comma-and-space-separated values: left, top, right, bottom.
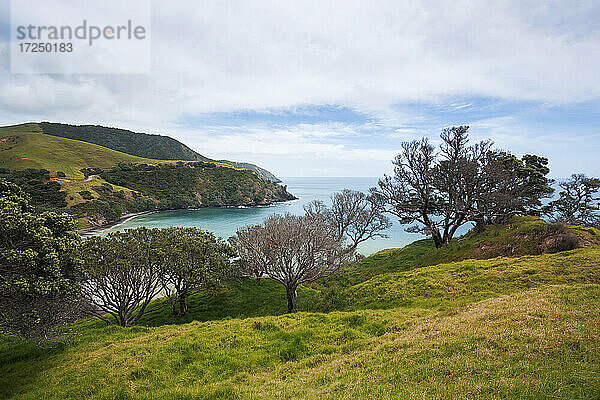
0, 163, 295, 228
99, 162, 295, 209
39, 122, 211, 163
0, 123, 295, 227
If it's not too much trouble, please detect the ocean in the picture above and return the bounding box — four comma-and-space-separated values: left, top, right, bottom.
99, 177, 429, 255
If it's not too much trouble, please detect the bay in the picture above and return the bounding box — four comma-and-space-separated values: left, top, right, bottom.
100, 177, 426, 255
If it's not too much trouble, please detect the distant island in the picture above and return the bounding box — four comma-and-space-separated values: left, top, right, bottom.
0, 122, 295, 228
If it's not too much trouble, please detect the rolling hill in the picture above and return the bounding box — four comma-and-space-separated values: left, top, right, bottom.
0, 123, 163, 178
0, 123, 294, 228
1, 218, 599, 399
39, 122, 281, 182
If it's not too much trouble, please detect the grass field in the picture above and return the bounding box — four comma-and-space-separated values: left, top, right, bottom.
0, 124, 161, 179
60, 175, 139, 207
0, 123, 246, 180
1, 243, 599, 399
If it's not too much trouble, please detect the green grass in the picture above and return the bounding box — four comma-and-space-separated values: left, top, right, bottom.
1, 215, 600, 398
345, 246, 600, 310
137, 279, 317, 327
350, 216, 600, 279
1, 245, 600, 399
0, 123, 250, 179
60, 175, 138, 207
1, 283, 598, 399
0, 124, 160, 179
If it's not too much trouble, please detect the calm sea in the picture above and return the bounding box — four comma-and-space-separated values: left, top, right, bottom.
100, 177, 428, 255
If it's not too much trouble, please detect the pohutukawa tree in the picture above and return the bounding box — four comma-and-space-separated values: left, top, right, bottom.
157, 227, 236, 316
372, 126, 553, 248
231, 189, 390, 312
544, 174, 600, 227
80, 228, 167, 327
0, 179, 82, 341
474, 151, 554, 230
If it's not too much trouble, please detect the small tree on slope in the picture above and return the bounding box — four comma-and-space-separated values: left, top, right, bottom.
157, 227, 236, 316
231, 189, 390, 313
545, 174, 600, 227
80, 228, 167, 327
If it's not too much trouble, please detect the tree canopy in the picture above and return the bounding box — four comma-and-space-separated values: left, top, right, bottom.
373, 126, 554, 248
545, 174, 600, 227
0, 178, 81, 340
157, 227, 236, 316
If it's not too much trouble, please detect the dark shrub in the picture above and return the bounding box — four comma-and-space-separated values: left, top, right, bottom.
542, 233, 581, 253
78, 190, 94, 200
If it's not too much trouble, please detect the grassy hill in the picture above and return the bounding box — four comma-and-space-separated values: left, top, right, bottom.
0, 124, 158, 178
0, 123, 294, 227
39, 122, 212, 164
0, 251, 598, 399
39, 122, 281, 182
1, 219, 599, 399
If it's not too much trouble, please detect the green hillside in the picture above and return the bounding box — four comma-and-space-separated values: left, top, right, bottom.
39, 122, 281, 182
39, 122, 211, 164
0, 123, 294, 228
1, 250, 598, 399
99, 163, 295, 208
0, 124, 159, 179
1, 219, 599, 399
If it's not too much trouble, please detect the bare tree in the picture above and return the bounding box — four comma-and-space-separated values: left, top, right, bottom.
435, 127, 492, 242
372, 138, 440, 245
229, 225, 270, 285
232, 189, 390, 312
80, 229, 167, 327
325, 189, 392, 250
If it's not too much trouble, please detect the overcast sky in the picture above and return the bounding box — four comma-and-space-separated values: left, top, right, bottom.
1, 0, 599, 178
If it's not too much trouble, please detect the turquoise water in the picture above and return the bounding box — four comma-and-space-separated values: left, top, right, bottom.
102, 177, 426, 255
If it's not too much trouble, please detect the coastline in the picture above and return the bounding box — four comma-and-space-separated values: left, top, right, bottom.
77, 197, 299, 237
78, 211, 155, 237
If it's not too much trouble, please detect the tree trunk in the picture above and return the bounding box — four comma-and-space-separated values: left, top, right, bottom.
475, 218, 486, 233
445, 214, 465, 244
424, 214, 443, 248
178, 294, 188, 315
118, 312, 127, 327
431, 229, 443, 248
256, 275, 261, 286
286, 286, 296, 313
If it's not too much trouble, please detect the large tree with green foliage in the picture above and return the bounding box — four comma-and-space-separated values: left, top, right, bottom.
80, 228, 167, 327
80, 227, 235, 325
473, 151, 554, 231
0, 178, 81, 340
157, 227, 236, 316
373, 126, 553, 247
545, 174, 600, 227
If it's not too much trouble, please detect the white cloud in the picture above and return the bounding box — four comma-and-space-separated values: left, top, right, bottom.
0, 0, 599, 176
